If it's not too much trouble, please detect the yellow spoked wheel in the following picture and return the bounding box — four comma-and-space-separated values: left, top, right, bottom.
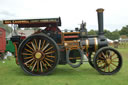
93, 47, 122, 75
18, 34, 59, 76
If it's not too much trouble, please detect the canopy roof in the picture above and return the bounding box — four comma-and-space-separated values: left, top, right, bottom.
3, 17, 61, 28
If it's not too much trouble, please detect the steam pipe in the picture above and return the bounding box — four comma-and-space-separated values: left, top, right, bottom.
96, 8, 104, 35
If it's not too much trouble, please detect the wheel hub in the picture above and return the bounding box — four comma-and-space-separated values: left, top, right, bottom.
106, 58, 111, 64
35, 52, 42, 59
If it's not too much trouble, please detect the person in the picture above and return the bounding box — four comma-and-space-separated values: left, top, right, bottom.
0, 53, 5, 63
45, 24, 61, 32
6, 51, 12, 60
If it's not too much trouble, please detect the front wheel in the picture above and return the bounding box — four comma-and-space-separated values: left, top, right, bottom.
93, 47, 122, 75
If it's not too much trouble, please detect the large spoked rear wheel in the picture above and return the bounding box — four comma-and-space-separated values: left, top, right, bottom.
18, 34, 60, 76
93, 47, 122, 75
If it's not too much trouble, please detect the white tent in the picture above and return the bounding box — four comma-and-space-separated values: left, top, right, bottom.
107, 38, 114, 43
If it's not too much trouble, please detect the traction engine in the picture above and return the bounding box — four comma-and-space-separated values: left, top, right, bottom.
3, 8, 122, 75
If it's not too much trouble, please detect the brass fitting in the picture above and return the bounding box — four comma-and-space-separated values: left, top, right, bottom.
96, 8, 104, 13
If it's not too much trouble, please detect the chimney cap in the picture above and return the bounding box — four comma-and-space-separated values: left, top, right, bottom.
96, 8, 104, 13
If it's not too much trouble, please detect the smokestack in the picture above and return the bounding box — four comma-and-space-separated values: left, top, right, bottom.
96, 8, 104, 35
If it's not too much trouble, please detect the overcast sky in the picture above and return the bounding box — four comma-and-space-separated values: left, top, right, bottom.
0, 0, 128, 31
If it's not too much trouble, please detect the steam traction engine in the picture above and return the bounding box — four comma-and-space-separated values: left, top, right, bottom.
3, 8, 122, 75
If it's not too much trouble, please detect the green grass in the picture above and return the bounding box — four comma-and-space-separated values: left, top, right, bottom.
0, 48, 128, 85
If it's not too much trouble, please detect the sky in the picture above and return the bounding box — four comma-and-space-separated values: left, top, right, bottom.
0, 0, 128, 31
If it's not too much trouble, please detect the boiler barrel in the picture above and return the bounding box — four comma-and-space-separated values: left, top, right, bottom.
81, 37, 108, 52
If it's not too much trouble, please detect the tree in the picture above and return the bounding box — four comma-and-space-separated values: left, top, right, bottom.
111, 30, 120, 40
104, 29, 120, 40
119, 25, 128, 36
104, 29, 111, 39
88, 29, 97, 35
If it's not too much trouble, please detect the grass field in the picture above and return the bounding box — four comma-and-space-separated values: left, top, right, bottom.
0, 48, 128, 85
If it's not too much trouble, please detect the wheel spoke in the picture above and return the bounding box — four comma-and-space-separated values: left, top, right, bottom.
104, 63, 107, 72
24, 58, 34, 65
41, 61, 48, 70
26, 44, 34, 51
97, 59, 105, 62
111, 62, 117, 67
106, 51, 109, 58
45, 58, 54, 62
41, 40, 45, 50
32, 61, 37, 71
31, 42, 36, 51
37, 61, 39, 72
38, 40, 41, 50
110, 64, 114, 71
47, 56, 55, 58
99, 54, 105, 59
112, 57, 118, 60
110, 52, 115, 58
101, 52, 107, 59
34, 39, 38, 49
100, 63, 106, 68
42, 43, 50, 51
97, 61, 104, 65
29, 60, 35, 66
45, 46, 53, 52
25, 48, 33, 53
108, 65, 110, 72
22, 53, 32, 56
24, 56, 33, 59
45, 51, 55, 55
108, 50, 112, 59
40, 61, 43, 72
112, 61, 119, 62
44, 60, 52, 67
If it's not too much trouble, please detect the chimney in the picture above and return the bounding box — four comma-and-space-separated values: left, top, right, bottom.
96, 8, 104, 35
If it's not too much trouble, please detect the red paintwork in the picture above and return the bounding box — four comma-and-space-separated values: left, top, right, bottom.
0, 28, 6, 53
20, 36, 26, 40
64, 35, 79, 38
45, 27, 61, 32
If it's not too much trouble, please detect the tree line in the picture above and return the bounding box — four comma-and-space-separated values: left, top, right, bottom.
88, 25, 128, 40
